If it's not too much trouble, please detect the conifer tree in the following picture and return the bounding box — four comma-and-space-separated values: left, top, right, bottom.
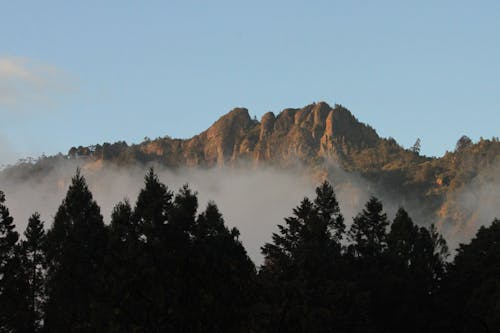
103, 199, 147, 332
44, 169, 107, 332
125, 168, 176, 332
20, 212, 46, 332
444, 218, 500, 332
348, 196, 389, 258
133, 167, 173, 241
387, 208, 419, 264
0, 190, 28, 332
259, 182, 366, 333
314, 181, 345, 244
187, 202, 256, 333
0, 190, 18, 274
386, 208, 449, 332
346, 197, 391, 332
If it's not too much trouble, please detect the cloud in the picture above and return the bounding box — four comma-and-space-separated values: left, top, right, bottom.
443, 161, 500, 249
0, 56, 75, 114
3, 157, 495, 264
0, 159, 404, 264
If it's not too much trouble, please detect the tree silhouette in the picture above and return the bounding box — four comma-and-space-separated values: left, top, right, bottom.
444, 218, 500, 332
44, 169, 107, 332
187, 202, 256, 332
20, 212, 46, 332
0, 190, 29, 332
411, 138, 421, 154
348, 196, 389, 258
102, 199, 143, 332
0, 169, 498, 332
259, 181, 368, 333
386, 208, 449, 332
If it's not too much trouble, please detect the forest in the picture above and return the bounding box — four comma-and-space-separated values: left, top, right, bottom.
0, 168, 499, 333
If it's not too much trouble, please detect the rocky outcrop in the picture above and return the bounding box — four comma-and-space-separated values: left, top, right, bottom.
110, 102, 381, 168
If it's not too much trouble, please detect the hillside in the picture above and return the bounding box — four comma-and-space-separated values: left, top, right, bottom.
2, 102, 499, 239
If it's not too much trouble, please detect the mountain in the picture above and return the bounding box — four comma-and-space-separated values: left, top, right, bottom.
2, 102, 499, 240
61, 102, 381, 168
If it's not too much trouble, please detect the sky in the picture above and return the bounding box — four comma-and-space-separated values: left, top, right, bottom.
0, 0, 499, 165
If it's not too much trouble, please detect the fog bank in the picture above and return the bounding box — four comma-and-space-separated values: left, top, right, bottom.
1, 159, 498, 263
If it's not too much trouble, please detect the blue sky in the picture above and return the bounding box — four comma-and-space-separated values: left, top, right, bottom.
0, 0, 499, 164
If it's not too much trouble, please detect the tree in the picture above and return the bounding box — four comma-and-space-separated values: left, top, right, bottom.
386, 208, 449, 332
133, 167, 173, 242
0, 190, 28, 332
314, 181, 345, 243
186, 202, 256, 333
345, 197, 392, 332
387, 208, 418, 263
0, 190, 18, 275
455, 135, 473, 151
115, 168, 178, 332
101, 199, 142, 332
348, 196, 389, 258
444, 218, 500, 332
259, 182, 367, 333
20, 212, 46, 332
411, 138, 421, 154
44, 169, 108, 332
262, 181, 345, 271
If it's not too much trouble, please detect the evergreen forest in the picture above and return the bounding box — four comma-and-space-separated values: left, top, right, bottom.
1, 168, 499, 333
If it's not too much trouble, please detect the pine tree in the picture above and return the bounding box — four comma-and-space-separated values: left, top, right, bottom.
0, 190, 28, 332
0, 190, 18, 273
314, 181, 345, 244
103, 199, 145, 332
386, 208, 449, 332
133, 167, 173, 242
348, 196, 389, 258
387, 208, 419, 264
44, 169, 107, 332
259, 182, 366, 333
346, 197, 391, 332
20, 212, 46, 332
262, 182, 345, 275
411, 138, 421, 154
187, 202, 256, 333
123, 168, 176, 332
443, 218, 499, 332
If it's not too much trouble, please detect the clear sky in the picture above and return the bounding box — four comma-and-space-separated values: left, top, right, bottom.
1, 0, 499, 165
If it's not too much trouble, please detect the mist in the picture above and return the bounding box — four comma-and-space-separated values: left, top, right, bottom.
0, 160, 368, 263
0, 158, 498, 263
442, 161, 500, 250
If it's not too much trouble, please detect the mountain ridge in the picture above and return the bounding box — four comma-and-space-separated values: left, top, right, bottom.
1, 102, 498, 239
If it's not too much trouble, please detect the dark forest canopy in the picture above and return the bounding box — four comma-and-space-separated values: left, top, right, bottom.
0, 169, 499, 332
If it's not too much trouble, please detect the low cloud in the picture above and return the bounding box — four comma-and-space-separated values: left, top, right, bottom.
1, 161, 380, 264
0, 56, 75, 114
443, 161, 500, 249
0, 162, 318, 264
1, 158, 497, 264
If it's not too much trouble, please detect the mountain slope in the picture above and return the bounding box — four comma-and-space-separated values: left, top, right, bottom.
2, 102, 499, 241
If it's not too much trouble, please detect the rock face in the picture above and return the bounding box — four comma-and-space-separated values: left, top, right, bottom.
144, 102, 381, 168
